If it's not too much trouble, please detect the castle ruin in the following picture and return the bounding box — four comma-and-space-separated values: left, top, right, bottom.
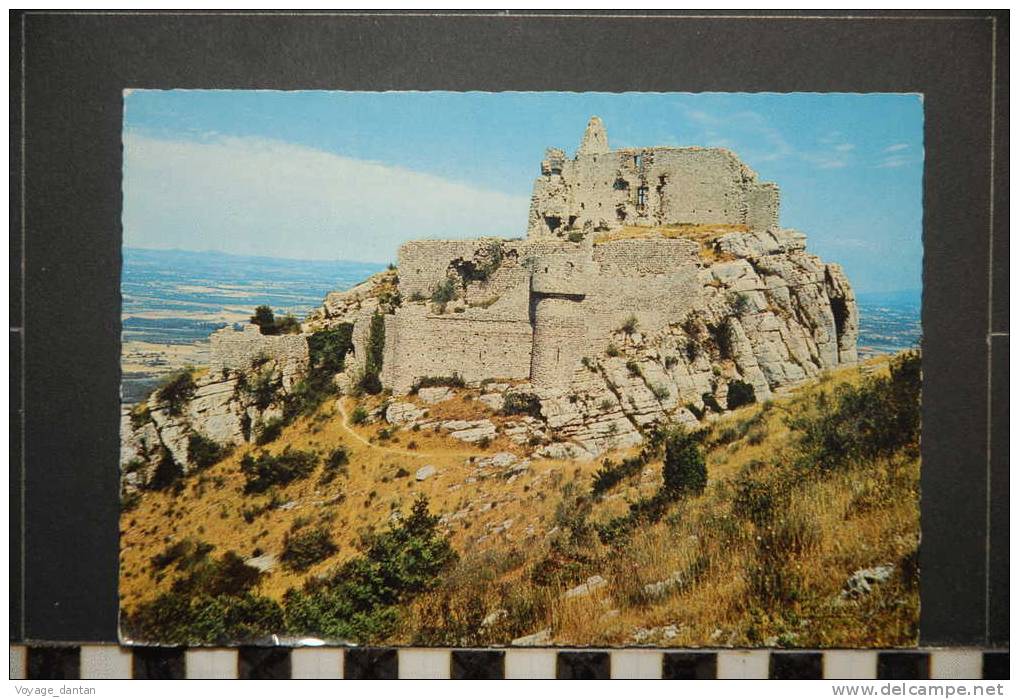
175, 116, 859, 461
527, 116, 780, 238
345, 117, 855, 402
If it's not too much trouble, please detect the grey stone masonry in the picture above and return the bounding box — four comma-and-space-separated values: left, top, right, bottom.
527, 116, 781, 238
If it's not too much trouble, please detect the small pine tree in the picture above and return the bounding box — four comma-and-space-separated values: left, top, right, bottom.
251, 305, 275, 331
662, 427, 707, 496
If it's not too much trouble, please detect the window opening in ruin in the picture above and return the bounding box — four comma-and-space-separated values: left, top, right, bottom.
543, 215, 561, 235
634, 154, 643, 169
613, 178, 629, 191
637, 186, 648, 208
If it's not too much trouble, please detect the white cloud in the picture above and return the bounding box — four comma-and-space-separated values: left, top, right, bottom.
883, 143, 909, 153
122, 134, 529, 262
834, 143, 856, 153
876, 155, 913, 169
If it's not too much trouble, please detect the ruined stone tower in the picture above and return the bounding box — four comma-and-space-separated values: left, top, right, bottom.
527, 116, 781, 238
577, 116, 610, 155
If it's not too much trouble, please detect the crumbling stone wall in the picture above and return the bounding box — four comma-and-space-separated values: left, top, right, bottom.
209, 324, 309, 388
381, 304, 533, 394
528, 238, 703, 387
381, 236, 706, 392
527, 117, 781, 238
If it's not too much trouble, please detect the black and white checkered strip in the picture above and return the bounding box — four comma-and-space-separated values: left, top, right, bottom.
9, 646, 1009, 679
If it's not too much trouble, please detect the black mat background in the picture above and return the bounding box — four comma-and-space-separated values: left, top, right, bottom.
10, 10, 1009, 647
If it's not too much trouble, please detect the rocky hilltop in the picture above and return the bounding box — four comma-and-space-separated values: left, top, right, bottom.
121, 118, 858, 488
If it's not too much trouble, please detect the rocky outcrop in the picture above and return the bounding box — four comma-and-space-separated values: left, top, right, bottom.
120, 349, 307, 492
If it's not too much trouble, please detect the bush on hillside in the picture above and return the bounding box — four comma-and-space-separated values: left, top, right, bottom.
123, 550, 281, 645
789, 351, 920, 471
501, 392, 542, 419
251, 305, 301, 335
662, 427, 707, 496
157, 370, 196, 416
281, 527, 338, 572
187, 433, 232, 470
241, 447, 318, 494
283, 495, 456, 642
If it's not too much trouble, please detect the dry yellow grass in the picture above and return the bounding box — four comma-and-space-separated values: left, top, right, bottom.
121, 355, 918, 648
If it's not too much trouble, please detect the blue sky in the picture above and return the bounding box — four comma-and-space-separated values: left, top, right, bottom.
123, 91, 923, 294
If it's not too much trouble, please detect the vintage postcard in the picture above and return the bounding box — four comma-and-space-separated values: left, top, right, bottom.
118, 91, 922, 647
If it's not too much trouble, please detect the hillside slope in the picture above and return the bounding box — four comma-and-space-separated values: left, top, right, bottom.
120, 351, 919, 647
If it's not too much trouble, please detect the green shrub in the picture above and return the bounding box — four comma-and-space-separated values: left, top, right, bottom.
283, 324, 356, 419
357, 372, 383, 395
732, 467, 781, 527
241, 447, 318, 494
349, 406, 369, 425
590, 456, 644, 497
283, 495, 456, 643
378, 288, 402, 308
662, 427, 707, 496
567, 230, 585, 243
625, 359, 643, 378
651, 383, 670, 400
664, 355, 679, 370
251, 305, 301, 335
595, 491, 671, 546
242, 366, 279, 411
273, 314, 301, 334
157, 370, 196, 416
150, 538, 214, 572
123, 551, 281, 645
727, 379, 756, 409
430, 278, 457, 306
619, 315, 639, 334
187, 433, 232, 469
411, 374, 465, 392
319, 446, 349, 484
281, 527, 338, 571
789, 351, 920, 471
606, 343, 621, 357
255, 416, 286, 445
251, 305, 276, 331
501, 392, 542, 419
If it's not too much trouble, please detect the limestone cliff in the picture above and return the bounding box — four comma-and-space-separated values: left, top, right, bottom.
120, 331, 310, 492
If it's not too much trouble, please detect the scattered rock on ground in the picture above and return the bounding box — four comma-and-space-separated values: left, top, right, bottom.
415, 465, 437, 481
244, 553, 278, 572
417, 387, 454, 404
563, 574, 608, 599
841, 564, 894, 599
511, 628, 552, 647
386, 401, 427, 425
